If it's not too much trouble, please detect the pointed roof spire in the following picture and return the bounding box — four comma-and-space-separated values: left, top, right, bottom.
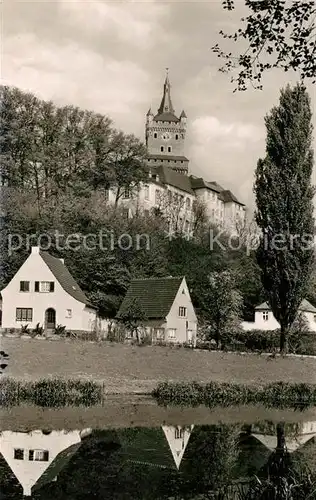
157, 68, 175, 115
146, 107, 153, 116
180, 110, 187, 118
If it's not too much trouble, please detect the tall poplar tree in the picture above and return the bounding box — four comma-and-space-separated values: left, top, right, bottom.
254, 83, 315, 354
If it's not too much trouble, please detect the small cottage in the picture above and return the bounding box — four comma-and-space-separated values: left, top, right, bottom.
0, 246, 97, 334
116, 276, 197, 345
0, 429, 91, 497
242, 299, 316, 332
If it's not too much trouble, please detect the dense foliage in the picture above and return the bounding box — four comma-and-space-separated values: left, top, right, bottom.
0, 85, 266, 322
254, 83, 315, 353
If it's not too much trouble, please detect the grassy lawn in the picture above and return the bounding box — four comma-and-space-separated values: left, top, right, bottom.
2, 338, 316, 393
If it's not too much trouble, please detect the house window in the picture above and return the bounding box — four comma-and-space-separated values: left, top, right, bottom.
160, 146, 164, 152
123, 188, 131, 199
66, 309, 72, 318
152, 174, 157, 181
16, 308, 33, 322
179, 307, 187, 317
29, 450, 49, 462
155, 189, 160, 205
123, 208, 129, 220
155, 328, 165, 340
185, 220, 190, 232
175, 428, 184, 439
186, 198, 191, 210
35, 281, 55, 292
14, 449, 24, 460
263, 311, 269, 321
314, 315, 316, 323
168, 328, 176, 339
154, 132, 157, 138
168, 146, 172, 153
144, 185, 150, 200
20, 281, 30, 292
144, 209, 149, 217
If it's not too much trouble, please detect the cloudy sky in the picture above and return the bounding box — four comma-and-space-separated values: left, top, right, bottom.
2, 0, 316, 210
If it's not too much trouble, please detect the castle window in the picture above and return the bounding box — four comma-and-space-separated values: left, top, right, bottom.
181, 161, 183, 163
168, 146, 172, 153
154, 132, 157, 138
161, 146, 164, 152
175, 134, 179, 140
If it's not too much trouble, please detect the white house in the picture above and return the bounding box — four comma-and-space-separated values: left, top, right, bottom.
116, 276, 198, 345
161, 425, 194, 469
251, 421, 316, 453
0, 428, 92, 497
242, 299, 316, 332
0, 246, 97, 333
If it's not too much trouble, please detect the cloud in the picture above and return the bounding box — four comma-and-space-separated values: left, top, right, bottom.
190, 116, 263, 150
2, 33, 150, 123
59, 0, 169, 49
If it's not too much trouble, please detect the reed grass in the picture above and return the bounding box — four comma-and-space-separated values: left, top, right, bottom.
152, 381, 316, 410
0, 377, 103, 407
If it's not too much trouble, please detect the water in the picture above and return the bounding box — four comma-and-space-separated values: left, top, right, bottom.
1, 398, 316, 499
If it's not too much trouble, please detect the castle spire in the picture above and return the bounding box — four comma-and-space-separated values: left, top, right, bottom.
157, 68, 175, 115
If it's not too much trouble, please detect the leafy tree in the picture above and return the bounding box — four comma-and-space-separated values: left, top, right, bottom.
214, 0, 316, 91
117, 297, 148, 343
200, 270, 243, 348
254, 83, 315, 354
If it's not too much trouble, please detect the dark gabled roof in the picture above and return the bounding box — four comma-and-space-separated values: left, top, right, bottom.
157, 166, 194, 195
147, 165, 193, 194
220, 189, 245, 206
153, 112, 179, 123
148, 154, 189, 162
39, 251, 96, 308
32, 442, 82, 494
190, 177, 223, 194
116, 276, 184, 320
208, 181, 225, 191
190, 177, 245, 205
118, 428, 177, 470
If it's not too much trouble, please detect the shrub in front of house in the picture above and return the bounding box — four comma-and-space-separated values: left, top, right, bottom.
196, 329, 316, 355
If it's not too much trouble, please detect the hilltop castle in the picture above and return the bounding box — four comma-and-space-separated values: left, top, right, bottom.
107, 71, 246, 234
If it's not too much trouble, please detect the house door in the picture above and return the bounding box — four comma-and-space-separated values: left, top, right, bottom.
187, 330, 193, 343
45, 308, 56, 330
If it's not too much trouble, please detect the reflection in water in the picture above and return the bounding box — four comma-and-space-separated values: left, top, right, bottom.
0, 422, 315, 499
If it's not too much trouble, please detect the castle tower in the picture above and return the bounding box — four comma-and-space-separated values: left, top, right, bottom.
146, 70, 188, 175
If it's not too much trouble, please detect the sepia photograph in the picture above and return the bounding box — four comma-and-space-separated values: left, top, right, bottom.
0, 0, 316, 498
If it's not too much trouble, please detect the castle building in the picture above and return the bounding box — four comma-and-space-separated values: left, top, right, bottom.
107, 71, 246, 234
145, 71, 189, 175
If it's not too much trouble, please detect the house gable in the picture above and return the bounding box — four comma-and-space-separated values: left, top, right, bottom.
166, 277, 197, 323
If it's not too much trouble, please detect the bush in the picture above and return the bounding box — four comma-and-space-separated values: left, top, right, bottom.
196, 329, 316, 355
0, 377, 103, 407
152, 381, 316, 410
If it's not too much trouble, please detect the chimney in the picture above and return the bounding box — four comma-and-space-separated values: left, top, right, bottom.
31, 246, 40, 254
